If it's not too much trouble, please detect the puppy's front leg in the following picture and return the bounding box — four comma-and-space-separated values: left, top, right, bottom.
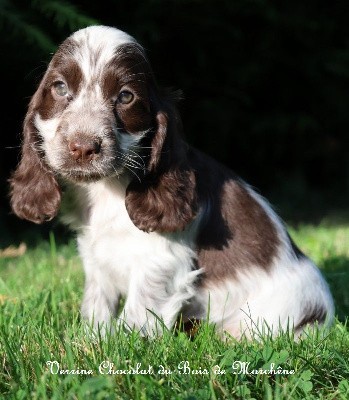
118, 268, 200, 336
81, 275, 120, 334
119, 293, 178, 336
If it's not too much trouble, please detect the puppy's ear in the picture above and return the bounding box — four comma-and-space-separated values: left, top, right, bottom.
9, 94, 61, 224
125, 108, 197, 233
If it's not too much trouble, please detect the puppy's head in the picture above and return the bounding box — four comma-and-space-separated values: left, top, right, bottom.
10, 26, 197, 232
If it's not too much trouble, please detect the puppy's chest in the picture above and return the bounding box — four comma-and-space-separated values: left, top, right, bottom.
75, 180, 195, 293
80, 181, 156, 264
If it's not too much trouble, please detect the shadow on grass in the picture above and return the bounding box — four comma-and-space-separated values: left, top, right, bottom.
323, 256, 349, 323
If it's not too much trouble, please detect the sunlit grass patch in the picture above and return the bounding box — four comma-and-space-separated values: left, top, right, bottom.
290, 224, 349, 322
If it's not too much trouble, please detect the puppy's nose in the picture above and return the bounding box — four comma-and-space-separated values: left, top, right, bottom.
69, 139, 101, 162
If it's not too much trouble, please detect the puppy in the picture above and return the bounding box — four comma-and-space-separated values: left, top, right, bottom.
10, 26, 334, 338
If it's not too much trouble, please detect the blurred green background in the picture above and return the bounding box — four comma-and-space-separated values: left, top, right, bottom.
1, 0, 349, 246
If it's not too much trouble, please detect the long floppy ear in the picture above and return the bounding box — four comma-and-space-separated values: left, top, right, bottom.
125, 107, 197, 233
9, 96, 61, 224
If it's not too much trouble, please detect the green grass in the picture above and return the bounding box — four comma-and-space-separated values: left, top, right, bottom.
1, 225, 349, 399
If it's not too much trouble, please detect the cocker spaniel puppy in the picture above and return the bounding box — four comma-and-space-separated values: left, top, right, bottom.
10, 26, 334, 338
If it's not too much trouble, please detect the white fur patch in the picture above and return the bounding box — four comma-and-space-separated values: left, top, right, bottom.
35, 114, 60, 142
34, 114, 63, 168
192, 254, 334, 339
116, 129, 149, 154
70, 26, 135, 81
73, 178, 201, 334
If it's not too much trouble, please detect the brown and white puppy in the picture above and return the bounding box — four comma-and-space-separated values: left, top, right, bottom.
10, 26, 334, 338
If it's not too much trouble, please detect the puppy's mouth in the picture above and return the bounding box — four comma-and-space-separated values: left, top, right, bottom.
58, 164, 122, 183
60, 169, 113, 183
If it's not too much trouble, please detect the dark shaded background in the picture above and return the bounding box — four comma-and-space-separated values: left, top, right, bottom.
1, 0, 349, 247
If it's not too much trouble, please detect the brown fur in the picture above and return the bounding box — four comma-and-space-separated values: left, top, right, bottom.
125, 110, 198, 233
190, 149, 279, 280
9, 111, 61, 223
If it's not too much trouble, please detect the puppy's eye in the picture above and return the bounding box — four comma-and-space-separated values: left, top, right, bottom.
117, 90, 134, 105
53, 81, 68, 97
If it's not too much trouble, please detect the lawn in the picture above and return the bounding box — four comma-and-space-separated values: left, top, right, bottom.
0, 225, 349, 399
